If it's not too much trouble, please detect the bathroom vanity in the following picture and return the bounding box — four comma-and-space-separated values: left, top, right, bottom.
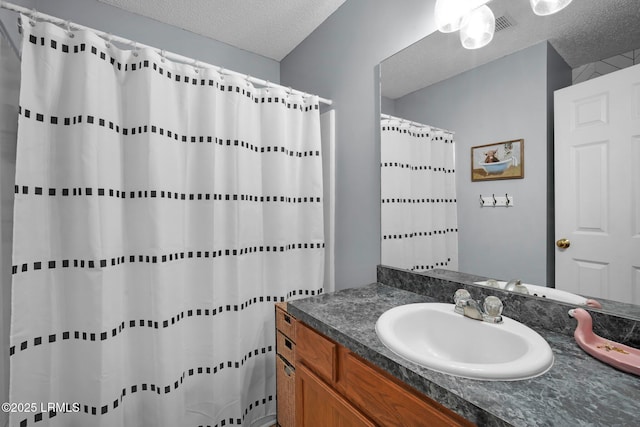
294, 315, 471, 426
278, 268, 640, 426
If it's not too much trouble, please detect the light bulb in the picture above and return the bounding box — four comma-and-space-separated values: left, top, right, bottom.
529, 0, 573, 16
434, 0, 490, 33
459, 5, 495, 49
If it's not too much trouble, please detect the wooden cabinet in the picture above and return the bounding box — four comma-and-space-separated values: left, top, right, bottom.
291, 317, 475, 427
341, 351, 472, 427
296, 318, 338, 384
296, 363, 376, 427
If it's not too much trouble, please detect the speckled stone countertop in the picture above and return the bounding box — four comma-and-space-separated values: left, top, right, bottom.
287, 283, 640, 427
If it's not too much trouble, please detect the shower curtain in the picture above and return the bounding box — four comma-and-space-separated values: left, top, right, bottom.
10, 17, 324, 427
0, 31, 20, 427
380, 118, 458, 272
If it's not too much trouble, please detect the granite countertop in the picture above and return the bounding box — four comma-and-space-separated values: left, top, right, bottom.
287, 283, 640, 427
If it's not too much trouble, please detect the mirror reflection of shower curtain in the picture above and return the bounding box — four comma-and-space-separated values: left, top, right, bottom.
381, 118, 458, 272
10, 16, 324, 427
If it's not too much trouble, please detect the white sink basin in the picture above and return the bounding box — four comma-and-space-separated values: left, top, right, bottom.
375, 303, 554, 381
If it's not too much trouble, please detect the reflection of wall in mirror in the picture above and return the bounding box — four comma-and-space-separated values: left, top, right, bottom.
387, 42, 571, 286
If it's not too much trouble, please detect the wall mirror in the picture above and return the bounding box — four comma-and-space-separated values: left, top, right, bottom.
379, 0, 640, 319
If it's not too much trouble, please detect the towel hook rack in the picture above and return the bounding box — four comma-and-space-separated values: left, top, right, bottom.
479, 194, 514, 208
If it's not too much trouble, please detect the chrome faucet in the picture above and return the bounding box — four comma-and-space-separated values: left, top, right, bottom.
459, 298, 485, 321
453, 289, 503, 324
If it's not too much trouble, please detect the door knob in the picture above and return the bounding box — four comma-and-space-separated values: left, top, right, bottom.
556, 238, 570, 249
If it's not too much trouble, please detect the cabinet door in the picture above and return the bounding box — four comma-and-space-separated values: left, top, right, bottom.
343, 351, 473, 427
295, 363, 375, 427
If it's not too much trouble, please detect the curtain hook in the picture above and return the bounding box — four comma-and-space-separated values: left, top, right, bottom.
265, 80, 270, 93
492, 194, 497, 206
17, 15, 23, 34
245, 74, 251, 87
29, 8, 37, 26
104, 33, 112, 48
219, 67, 225, 80
132, 42, 139, 57
160, 49, 166, 63
480, 195, 484, 207
193, 60, 200, 74
65, 21, 74, 38
505, 193, 510, 206
286, 86, 293, 98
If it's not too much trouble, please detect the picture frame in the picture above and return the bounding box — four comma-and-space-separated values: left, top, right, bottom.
471, 139, 524, 181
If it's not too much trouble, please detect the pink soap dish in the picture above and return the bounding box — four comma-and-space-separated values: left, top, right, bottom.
569, 308, 640, 377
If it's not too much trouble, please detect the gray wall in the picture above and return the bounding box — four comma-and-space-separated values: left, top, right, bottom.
0, 0, 279, 83
281, 0, 436, 290
381, 96, 396, 116
393, 42, 571, 285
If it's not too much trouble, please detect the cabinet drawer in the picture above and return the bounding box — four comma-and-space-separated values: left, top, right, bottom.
276, 304, 297, 341
296, 322, 337, 384
343, 352, 474, 427
276, 355, 295, 427
277, 331, 296, 363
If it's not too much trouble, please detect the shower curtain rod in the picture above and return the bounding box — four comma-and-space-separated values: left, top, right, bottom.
381, 113, 455, 135
0, 0, 333, 106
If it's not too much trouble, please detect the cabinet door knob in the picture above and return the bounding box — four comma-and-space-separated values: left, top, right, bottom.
556, 238, 570, 249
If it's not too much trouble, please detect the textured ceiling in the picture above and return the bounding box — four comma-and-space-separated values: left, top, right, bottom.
382, 0, 640, 99
97, 0, 346, 61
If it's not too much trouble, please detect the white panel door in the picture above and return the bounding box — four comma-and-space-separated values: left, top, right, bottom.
555, 63, 640, 304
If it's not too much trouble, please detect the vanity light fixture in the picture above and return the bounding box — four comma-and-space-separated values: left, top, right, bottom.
435, 0, 574, 49
434, 0, 491, 33
459, 5, 495, 49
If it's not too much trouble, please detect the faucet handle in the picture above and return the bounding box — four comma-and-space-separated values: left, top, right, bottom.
453, 289, 471, 314
483, 296, 504, 322
453, 289, 471, 304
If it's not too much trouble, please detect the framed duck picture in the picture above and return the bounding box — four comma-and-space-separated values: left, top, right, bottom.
471, 139, 524, 181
